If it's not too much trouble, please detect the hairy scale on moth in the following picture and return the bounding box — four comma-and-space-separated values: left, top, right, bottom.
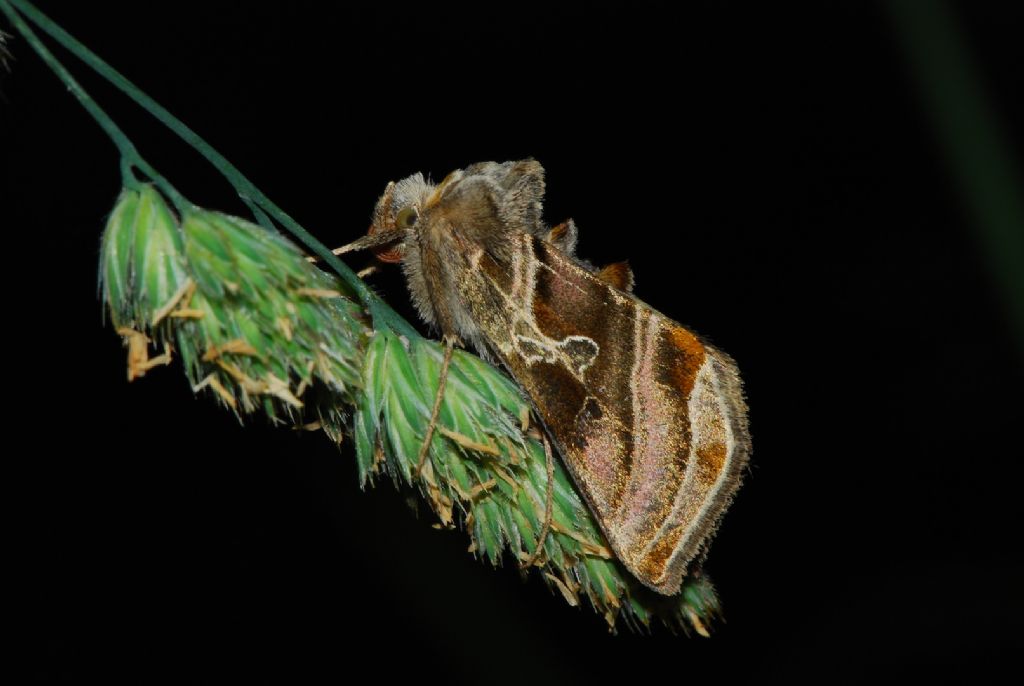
341, 160, 751, 594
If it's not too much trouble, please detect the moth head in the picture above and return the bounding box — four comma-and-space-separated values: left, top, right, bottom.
365, 160, 547, 267
359, 160, 549, 348
366, 173, 429, 263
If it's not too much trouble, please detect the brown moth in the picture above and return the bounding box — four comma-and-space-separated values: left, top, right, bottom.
350, 160, 750, 595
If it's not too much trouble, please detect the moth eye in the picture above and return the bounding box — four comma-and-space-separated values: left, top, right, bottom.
395, 206, 419, 229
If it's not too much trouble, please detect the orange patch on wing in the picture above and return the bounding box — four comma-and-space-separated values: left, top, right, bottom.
696, 442, 728, 473
595, 261, 634, 291
669, 324, 705, 358
637, 441, 729, 588
637, 525, 683, 583
666, 325, 706, 397
548, 221, 571, 244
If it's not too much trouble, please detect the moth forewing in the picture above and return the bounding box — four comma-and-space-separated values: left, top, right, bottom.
369, 160, 750, 595
468, 234, 749, 593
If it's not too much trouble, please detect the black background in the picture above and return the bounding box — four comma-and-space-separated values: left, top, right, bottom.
5, 1, 1022, 682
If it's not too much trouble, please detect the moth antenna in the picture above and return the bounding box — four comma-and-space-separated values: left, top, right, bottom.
414, 341, 455, 478
521, 432, 555, 570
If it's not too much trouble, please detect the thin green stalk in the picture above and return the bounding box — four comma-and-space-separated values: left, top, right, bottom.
4, 0, 414, 338
0, 0, 186, 210
243, 200, 277, 234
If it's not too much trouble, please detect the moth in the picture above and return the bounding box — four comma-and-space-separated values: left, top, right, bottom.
340, 160, 750, 594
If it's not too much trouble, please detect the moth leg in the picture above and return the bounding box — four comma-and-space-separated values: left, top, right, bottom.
356, 265, 378, 279
414, 338, 455, 478
520, 432, 555, 569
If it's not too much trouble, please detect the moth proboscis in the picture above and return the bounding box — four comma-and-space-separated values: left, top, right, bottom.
341, 160, 751, 595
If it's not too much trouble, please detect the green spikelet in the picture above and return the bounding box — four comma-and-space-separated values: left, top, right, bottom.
100, 185, 186, 328
99, 185, 724, 634
100, 185, 365, 418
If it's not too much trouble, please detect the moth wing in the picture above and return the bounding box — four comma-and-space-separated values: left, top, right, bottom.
473, 234, 750, 594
